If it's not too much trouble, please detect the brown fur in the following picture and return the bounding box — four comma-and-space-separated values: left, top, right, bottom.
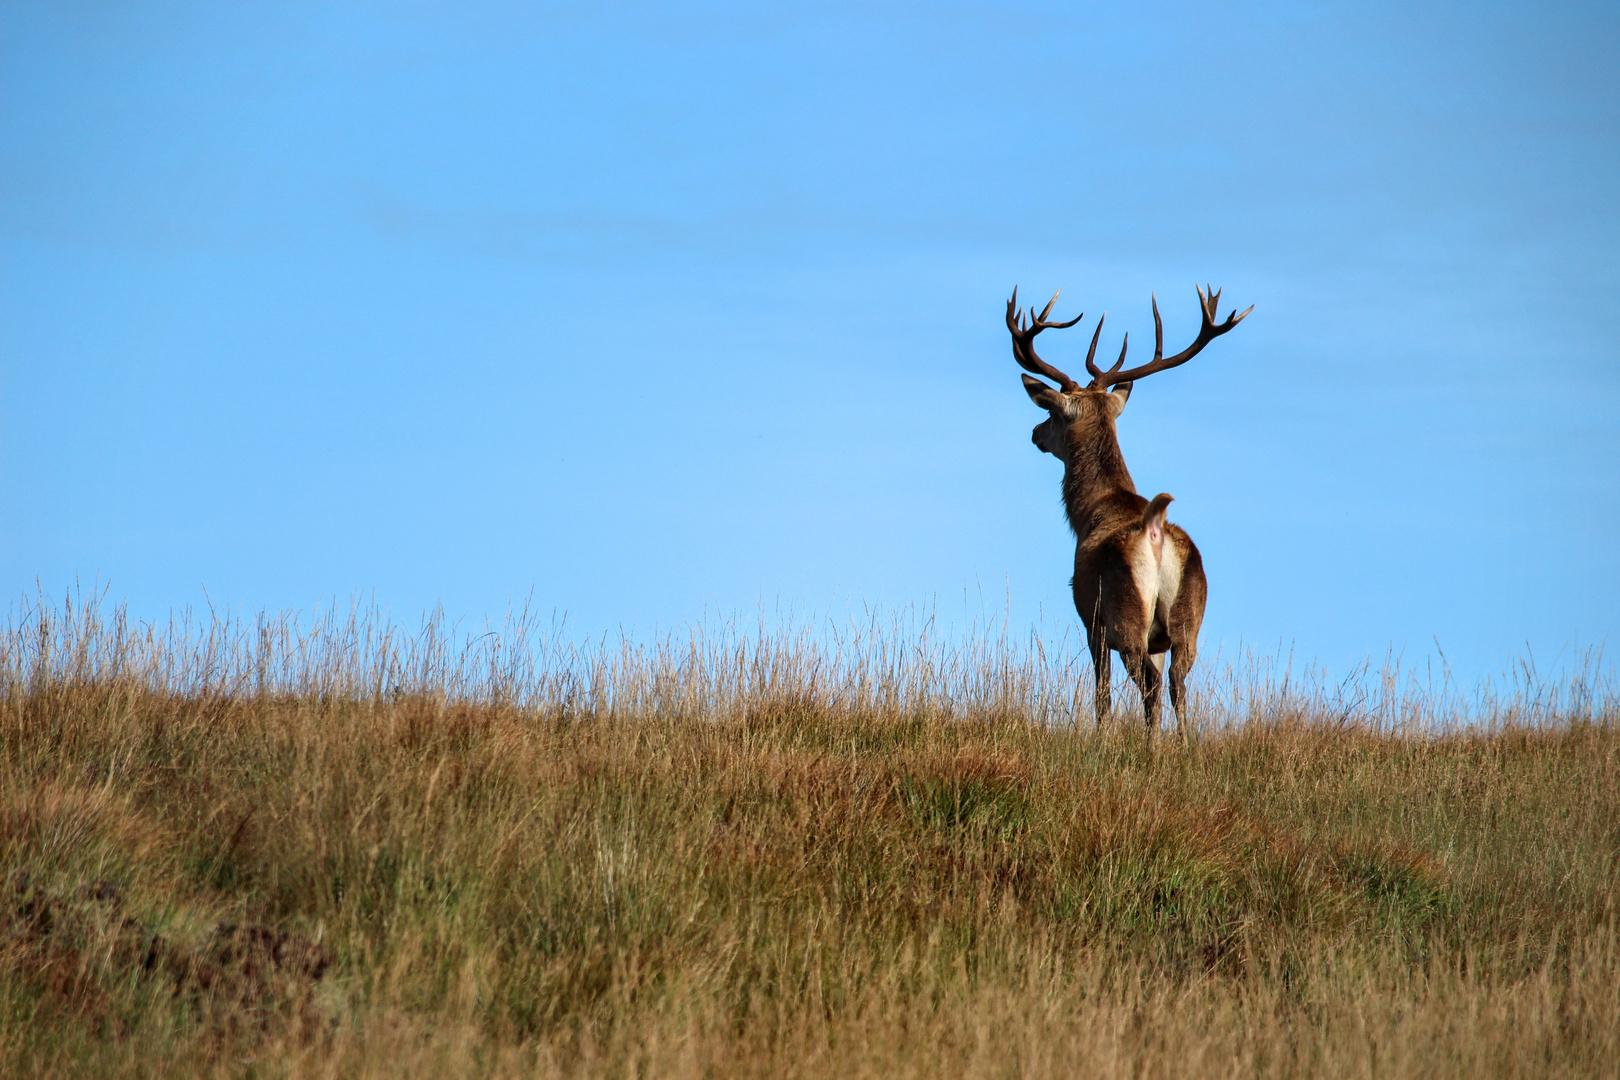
1008, 286, 1249, 736
1026, 381, 1207, 736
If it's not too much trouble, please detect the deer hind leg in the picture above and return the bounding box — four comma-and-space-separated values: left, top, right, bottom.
1126, 650, 1164, 736
1088, 628, 1111, 730
1168, 643, 1197, 738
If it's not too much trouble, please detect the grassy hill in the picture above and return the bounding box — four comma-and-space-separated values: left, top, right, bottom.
3, 601, 1616, 1078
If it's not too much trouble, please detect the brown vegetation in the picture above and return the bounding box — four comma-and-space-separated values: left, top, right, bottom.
1, 599, 1616, 1077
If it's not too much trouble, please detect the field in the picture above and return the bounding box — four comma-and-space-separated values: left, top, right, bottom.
3, 598, 1617, 1078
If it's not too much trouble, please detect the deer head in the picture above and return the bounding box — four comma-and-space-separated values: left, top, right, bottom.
1007, 285, 1252, 465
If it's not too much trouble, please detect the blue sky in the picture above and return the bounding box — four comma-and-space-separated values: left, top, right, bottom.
3, 1, 1616, 687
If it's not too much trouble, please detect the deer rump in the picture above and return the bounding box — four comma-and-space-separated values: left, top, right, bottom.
1071, 494, 1206, 664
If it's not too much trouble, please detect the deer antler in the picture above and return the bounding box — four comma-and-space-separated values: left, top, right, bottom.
1081, 315, 1130, 386
1006, 287, 1084, 392
1088, 285, 1252, 389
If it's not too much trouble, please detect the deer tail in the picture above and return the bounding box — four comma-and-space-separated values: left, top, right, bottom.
1143, 493, 1173, 563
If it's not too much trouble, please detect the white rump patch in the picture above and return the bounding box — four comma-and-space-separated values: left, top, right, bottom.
1155, 536, 1185, 633
1128, 526, 1187, 651
1129, 536, 1159, 650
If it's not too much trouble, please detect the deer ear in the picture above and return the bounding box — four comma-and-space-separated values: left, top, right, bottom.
1105, 382, 1132, 417
1021, 374, 1069, 412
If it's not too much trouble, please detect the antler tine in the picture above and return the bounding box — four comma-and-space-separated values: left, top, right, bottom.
1032, 289, 1084, 331
1006, 287, 1082, 392
1109, 333, 1128, 375
1151, 293, 1163, 362
1198, 284, 1252, 335
1083, 316, 1106, 380
1089, 285, 1252, 389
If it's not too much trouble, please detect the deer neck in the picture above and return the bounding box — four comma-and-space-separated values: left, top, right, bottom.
1060, 420, 1137, 535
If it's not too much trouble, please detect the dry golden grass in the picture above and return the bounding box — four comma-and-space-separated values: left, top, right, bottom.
2, 597, 1616, 1078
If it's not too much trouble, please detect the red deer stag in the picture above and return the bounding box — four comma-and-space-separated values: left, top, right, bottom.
1007, 285, 1250, 736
